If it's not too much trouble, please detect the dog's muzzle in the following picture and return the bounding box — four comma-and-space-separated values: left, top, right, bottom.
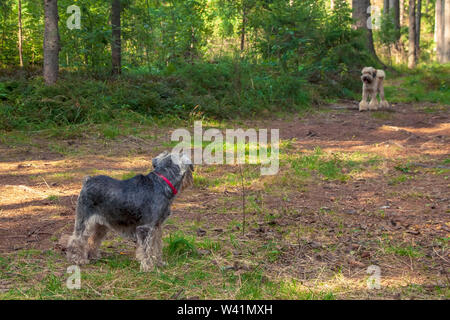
362, 76, 372, 84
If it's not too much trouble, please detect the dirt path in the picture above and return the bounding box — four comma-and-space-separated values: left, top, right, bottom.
0, 102, 449, 299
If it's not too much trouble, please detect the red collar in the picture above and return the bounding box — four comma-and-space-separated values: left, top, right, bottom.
154, 172, 178, 195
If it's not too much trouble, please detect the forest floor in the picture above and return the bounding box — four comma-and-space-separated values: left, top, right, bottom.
0, 101, 449, 299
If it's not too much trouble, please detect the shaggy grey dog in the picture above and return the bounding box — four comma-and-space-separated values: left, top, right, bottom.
359, 67, 389, 111
66, 151, 193, 271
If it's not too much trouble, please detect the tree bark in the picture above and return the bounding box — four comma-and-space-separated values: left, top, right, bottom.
111, 0, 121, 75
43, 0, 59, 85
408, 0, 417, 68
17, 0, 23, 67
392, 0, 401, 40
415, 0, 421, 61
240, 5, 246, 52
444, 0, 450, 62
435, 0, 444, 62
352, 0, 378, 59
384, 0, 390, 14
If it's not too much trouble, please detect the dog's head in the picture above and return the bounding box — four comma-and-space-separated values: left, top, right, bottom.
361, 67, 377, 84
152, 151, 194, 190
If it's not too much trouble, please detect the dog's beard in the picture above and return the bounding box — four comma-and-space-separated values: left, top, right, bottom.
362, 76, 372, 84
181, 169, 193, 190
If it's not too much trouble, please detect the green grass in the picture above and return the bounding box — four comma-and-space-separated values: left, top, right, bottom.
45, 195, 60, 202
385, 245, 424, 258
287, 148, 381, 182
0, 232, 340, 300
385, 64, 450, 105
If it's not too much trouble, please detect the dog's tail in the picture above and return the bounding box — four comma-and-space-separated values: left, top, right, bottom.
376, 70, 386, 79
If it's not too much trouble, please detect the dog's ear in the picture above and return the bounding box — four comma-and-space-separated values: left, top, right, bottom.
372, 69, 377, 78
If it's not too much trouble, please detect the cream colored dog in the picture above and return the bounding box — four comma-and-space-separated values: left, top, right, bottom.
359, 67, 389, 111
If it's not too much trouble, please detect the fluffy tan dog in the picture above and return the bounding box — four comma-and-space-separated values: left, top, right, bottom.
359, 67, 389, 111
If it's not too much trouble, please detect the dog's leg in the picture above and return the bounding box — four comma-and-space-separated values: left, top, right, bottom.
136, 225, 156, 272
67, 232, 90, 265
152, 225, 166, 267
378, 81, 389, 108
359, 86, 369, 111
67, 207, 91, 265
87, 224, 108, 260
368, 90, 378, 110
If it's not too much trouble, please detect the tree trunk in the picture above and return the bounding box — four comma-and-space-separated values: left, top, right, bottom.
384, 0, 390, 14
408, 0, 417, 68
43, 0, 59, 85
111, 0, 121, 75
400, 0, 406, 26
415, 0, 421, 61
444, 0, 450, 62
392, 0, 401, 40
435, 0, 444, 62
352, 0, 378, 59
240, 5, 246, 52
17, 0, 23, 67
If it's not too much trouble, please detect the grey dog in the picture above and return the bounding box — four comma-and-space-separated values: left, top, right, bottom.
66, 151, 194, 271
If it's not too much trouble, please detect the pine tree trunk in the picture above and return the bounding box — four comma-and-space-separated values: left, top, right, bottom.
408, 0, 417, 68
444, 0, 450, 62
392, 0, 401, 38
352, 0, 378, 59
240, 6, 246, 52
435, 0, 444, 62
111, 0, 121, 75
17, 0, 23, 67
384, 0, 390, 14
415, 0, 422, 61
43, 0, 59, 85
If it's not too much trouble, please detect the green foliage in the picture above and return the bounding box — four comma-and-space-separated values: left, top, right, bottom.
377, 12, 401, 47
385, 64, 450, 104
0, 0, 379, 129
165, 233, 198, 261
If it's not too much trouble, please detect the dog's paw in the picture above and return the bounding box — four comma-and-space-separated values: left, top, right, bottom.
156, 260, 168, 268
359, 101, 368, 111
140, 261, 155, 272
380, 100, 390, 109
368, 100, 378, 111
67, 256, 89, 265
87, 250, 101, 261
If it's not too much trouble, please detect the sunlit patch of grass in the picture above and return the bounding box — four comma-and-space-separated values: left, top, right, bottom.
277, 279, 336, 300
388, 174, 412, 185
385, 245, 424, 258
48, 172, 75, 182
45, 195, 60, 203
165, 232, 198, 262
193, 171, 211, 188
193, 165, 262, 190
385, 65, 450, 105
287, 148, 381, 182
